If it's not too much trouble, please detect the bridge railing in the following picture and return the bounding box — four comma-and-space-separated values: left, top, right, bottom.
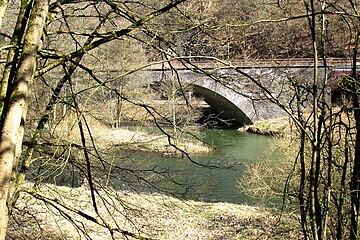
145, 58, 358, 71
329, 65, 360, 77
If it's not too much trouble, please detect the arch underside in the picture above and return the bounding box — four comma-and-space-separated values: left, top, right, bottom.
192, 85, 253, 129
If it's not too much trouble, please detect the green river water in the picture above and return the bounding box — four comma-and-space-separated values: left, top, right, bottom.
115, 128, 275, 205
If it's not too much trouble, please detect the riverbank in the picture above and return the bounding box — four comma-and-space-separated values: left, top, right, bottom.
240, 116, 291, 136
12, 116, 302, 239
51, 116, 212, 156
94, 127, 212, 155
8, 184, 302, 240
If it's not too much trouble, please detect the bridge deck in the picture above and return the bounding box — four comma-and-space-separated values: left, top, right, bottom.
145, 58, 357, 71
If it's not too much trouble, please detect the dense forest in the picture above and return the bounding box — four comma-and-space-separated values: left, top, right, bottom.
0, 0, 360, 239
151, 0, 358, 59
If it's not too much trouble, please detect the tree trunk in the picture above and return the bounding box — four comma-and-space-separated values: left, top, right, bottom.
0, 0, 8, 31
0, 0, 32, 116
0, 1, 49, 239
350, 32, 360, 240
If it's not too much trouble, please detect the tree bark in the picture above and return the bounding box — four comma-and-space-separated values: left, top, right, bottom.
0, 0, 8, 31
0, 1, 49, 239
350, 32, 360, 240
0, 0, 32, 116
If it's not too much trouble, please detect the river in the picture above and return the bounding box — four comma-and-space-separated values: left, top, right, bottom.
114, 128, 275, 205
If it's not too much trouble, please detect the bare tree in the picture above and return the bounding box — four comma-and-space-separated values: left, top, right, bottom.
0, 0, 190, 239
0, 1, 49, 239
2, 0, 360, 239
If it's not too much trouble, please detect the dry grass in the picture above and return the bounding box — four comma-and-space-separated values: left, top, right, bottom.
241, 116, 291, 136
8, 183, 301, 240
48, 114, 212, 155
93, 127, 211, 155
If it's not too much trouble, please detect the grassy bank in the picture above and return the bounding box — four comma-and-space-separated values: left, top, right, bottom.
8, 184, 301, 240
50, 116, 212, 156
93, 127, 212, 155
240, 116, 291, 136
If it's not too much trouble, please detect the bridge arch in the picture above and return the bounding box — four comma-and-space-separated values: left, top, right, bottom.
191, 84, 252, 128
148, 67, 286, 128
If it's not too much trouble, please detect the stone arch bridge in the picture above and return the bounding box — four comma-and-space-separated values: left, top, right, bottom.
145, 60, 353, 128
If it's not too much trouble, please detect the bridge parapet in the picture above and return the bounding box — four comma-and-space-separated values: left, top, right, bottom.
146, 58, 356, 71
147, 62, 360, 128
